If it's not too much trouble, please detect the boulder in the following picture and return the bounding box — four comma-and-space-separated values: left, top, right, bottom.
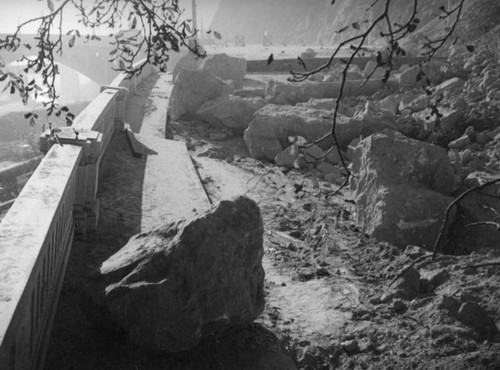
448, 135, 471, 150
397, 65, 421, 89
421, 60, 449, 85
234, 87, 266, 99
197, 95, 267, 133
354, 183, 452, 248
413, 107, 463, 132
85, 196, 265, 352
244, 105, 361, 161
296, 98, 356, 116
456, 302, 499, 338
199, 53, 247, 88
378, 94, 401, 116
357, 101, 396, 134
274, 143, 301, 168
447, 172, 500, 254
434, 77, 465, 95
265, 78, 395, 106
172, 50, 204, 82
169, 69, 233, 120
351, 130, 456, 247
316, 162, 338, 176
402, 94, 430, 113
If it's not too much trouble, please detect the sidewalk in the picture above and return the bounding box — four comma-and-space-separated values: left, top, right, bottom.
44, 71, 211, 369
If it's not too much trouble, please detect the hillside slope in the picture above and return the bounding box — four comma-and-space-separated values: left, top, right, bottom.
209, 0, 500, 47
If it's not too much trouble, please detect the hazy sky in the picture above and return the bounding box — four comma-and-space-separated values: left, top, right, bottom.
0, 0, 220, 34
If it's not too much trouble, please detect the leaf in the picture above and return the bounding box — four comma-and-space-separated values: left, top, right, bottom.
131, 17, 137, 30
2, 81, 10, 93
47, 0, 54, 12
119, 59, 126, 70
66, 29, 73, 35
69, 35, 75, 48
267, 53, 274, 65
75, 30, 81, 37
0, 74, 7, 82
24, 112, 32, 119
352, 22, 360, 30
29, 116, 35, 127
407, 24, 417, 32
331, 0, 335, 4
10, 85, 15, 94
466, 45, 474, 52
213, 31, 222, 40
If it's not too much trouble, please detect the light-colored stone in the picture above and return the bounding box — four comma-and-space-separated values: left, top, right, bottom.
85, 196, 265, 352
351, 130, 456, 247
397, 65, 421, 88
448, 135, 471, 150
378, 94, 400, 116
244, 105, 335, 160
172, 50, 204, 82
274, 144, 300, 168
316, 162, 337, 176
199, 53, 247, 88
265, 78, 395, 106
434, 77, 465, 95
197, 95, 266, 133
169, 69, 233, 120
326, 148, 344, 165
439, 109, 463, 131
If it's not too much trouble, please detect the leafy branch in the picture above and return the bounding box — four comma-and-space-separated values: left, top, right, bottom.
0, 0, 205, 125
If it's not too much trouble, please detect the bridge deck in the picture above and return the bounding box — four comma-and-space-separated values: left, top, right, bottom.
44, 72, 211, 369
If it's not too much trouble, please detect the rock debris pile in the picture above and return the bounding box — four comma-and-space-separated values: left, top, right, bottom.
170, 47, 500, 254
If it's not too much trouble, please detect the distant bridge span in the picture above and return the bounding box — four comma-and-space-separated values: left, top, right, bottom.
1, 35, 124, 85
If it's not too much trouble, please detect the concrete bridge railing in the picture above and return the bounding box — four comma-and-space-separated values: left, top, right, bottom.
0, 60, 156, 370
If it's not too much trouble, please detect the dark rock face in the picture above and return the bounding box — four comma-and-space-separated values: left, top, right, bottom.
85, 196, 265, 352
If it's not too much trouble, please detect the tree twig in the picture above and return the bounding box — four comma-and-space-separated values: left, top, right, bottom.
432, 178, 500, 258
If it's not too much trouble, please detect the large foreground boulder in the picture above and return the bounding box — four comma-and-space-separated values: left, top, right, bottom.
169, 69, 233, 120
351, 130, 456, 248
196, 95, 267, 133
85, 196, 265, 352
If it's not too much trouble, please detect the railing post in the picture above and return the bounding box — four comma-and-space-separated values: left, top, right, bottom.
100, 85, 129, 119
